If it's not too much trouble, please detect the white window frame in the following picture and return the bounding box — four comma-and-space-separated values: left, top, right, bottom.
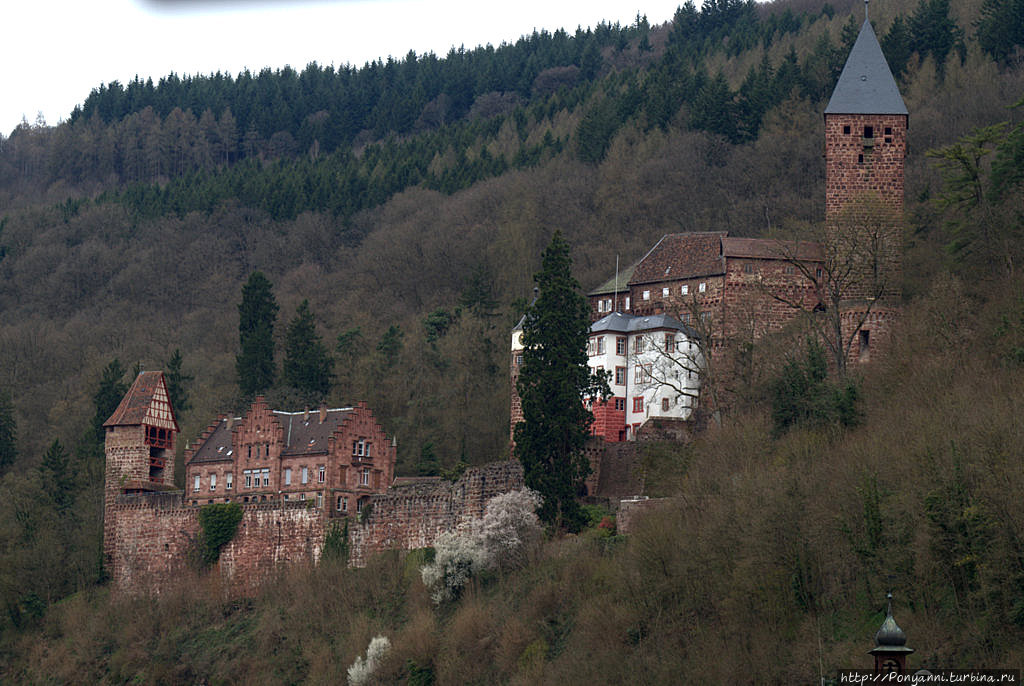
226, 472, 233, 490
261, 469, 269, 487
193, 474, 200, 492
301, 466, 308, 484
681, 284, 689, 295
210, 473, 217, 491
244, 470, 252, 488
360, 468, 370, 486
662, 287, 669, 297
699, 282, 706, 293
317, 465, 325, 483
284, 467, 291, 485
642, 290, 650, 301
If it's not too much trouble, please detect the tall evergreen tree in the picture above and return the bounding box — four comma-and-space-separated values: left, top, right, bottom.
236, 271, 279, 397
164, 348, 193, 414
0, 389, 17, 474
513, 231, 609, 531
92, 359, 128, 444
39, 440, 73, 516
282, 299, 334, 400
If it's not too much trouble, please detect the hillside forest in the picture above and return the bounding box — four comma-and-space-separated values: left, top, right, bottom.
2, 0, 1024, 681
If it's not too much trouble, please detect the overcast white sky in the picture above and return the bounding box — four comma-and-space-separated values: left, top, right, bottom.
2, 0, 695, 137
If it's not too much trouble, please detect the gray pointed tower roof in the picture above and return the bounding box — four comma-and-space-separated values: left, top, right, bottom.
825, 18, 907, 116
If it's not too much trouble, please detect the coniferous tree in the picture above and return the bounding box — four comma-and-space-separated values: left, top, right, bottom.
0, 389, 16, 474
282, 299, 334, 400
164, 348, 192, 414
236, 271, 279, 397
39, 440, 73, 515
513, 231, 609, 531
92, 359, 128, 445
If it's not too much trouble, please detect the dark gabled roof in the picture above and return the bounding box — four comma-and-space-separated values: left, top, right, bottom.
588, 263, 637, 296
629, 232, 727, 285
825, 19, 908, 116
103, 371, 180, 432
590, 312, 699, 339
188, 407, 357, 465
190, 418, 235, 464
722, 237, 825, 262
274, 409, 354, 457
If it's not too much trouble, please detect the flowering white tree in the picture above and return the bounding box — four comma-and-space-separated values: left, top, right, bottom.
421, 488, 542, 603
347, 635, 391, 686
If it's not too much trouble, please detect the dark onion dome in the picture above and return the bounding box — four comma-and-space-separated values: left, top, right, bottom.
870, 592, 913, 657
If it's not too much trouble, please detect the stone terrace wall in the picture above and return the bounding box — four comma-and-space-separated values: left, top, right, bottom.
348, 461, 524, 566
108, 495, 324, 594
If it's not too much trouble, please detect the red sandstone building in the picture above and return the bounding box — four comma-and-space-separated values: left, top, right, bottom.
183, 397, 395, 514
585, 13, 905, 367
514, 13, 908, 438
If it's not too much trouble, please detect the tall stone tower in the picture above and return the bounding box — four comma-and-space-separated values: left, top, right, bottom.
102, 371, 180, 565
824, 3, 907, 363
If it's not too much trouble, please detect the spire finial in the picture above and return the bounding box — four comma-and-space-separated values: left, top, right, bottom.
865, 0, 870, 22
886, 591, 893, 616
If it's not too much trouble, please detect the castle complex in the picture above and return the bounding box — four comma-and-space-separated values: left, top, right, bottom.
103, 373, 522, 592
511, 12, 908, 441
104, 11, 908, 593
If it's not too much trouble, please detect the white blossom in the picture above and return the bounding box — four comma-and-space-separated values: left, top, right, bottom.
420, 488, 542, 603
347, 635, 391, 686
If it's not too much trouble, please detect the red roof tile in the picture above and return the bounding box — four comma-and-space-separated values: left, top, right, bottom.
629, 232, 727, 285
722, 237, 824, 262
103, 371, 180, 431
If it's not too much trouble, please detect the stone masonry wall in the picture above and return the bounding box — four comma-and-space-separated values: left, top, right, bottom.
108, 461, 527, 592
107, 494, 324, 594
348, 461, 524, 566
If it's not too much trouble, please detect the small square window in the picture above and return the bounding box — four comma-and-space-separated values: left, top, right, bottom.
642, 290, 650, 301
681, 284, 689, 295
698, 282, 706, 293
864, 126, 874, 139
662, 287, 669, 298
743, 264, 753, 274
843, 125, 851, 135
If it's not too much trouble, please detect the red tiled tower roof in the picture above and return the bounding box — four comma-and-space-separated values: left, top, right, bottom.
102, 371, 180, 432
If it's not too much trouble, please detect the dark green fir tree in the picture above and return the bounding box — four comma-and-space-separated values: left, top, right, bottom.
164, 348, 193, 414
513, 231, 609, 531
236, 271, 279, 397
282, 299, 334, 401
92, 359, 128, 445
0, 389, 16, 474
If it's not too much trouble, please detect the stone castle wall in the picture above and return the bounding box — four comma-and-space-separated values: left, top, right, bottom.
106, 461, 525, 592
348, 461, 524, 566
106, 494, 325, 594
